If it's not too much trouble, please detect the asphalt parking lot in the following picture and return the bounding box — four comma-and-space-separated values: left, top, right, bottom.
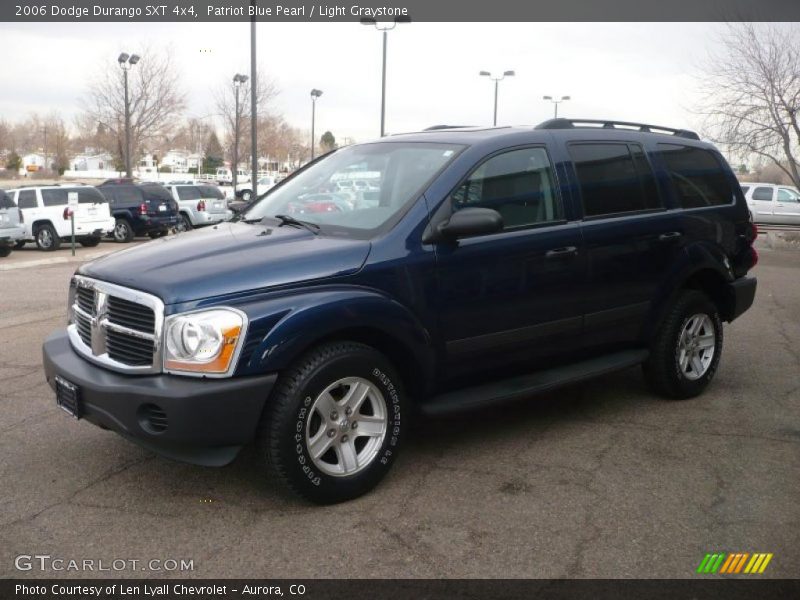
0, 235, 798, 579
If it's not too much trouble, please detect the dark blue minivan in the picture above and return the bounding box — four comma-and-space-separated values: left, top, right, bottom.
43, 119, 757, 503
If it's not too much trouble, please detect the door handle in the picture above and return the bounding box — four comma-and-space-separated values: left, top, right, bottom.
545, 246, 578, 259
658, 231, 683, 242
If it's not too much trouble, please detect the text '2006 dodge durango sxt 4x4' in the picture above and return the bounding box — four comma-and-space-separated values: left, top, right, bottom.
43, 119, 758, 504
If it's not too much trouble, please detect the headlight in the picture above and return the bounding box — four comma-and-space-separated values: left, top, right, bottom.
163, 308, 247, 376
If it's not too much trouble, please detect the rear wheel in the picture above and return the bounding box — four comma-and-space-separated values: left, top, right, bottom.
644, 290, 723, 399
257, 342, 407, 504
35, 224, 60, 251
79, 237, 101, 247
113, 219, 134, 243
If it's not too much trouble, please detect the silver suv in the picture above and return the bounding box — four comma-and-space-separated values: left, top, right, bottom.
740, 182, 800, 225
0, 190, 25, 257
164, 183, 232, 232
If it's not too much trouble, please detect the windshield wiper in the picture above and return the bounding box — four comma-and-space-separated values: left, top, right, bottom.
271, 214, 320, 235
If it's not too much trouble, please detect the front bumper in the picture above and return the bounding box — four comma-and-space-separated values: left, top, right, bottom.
42, 329, 277, 466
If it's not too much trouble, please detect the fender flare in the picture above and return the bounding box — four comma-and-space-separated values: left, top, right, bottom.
233, 286, 436, 392
642, 242, 734, 340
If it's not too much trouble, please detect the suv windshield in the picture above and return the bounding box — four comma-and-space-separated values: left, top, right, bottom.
243, 142, 462, 235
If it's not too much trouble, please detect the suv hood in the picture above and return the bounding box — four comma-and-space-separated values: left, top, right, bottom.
79, 221, 371, 304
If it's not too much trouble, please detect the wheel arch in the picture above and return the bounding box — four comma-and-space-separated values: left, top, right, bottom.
232, 287, 436, 401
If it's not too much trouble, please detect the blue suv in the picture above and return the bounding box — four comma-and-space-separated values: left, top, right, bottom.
43, 119, 757, 503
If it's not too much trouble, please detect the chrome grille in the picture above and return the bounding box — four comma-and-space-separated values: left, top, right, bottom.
106, 330, 154, 365
76, 286, 96, 316
74, 311, 92, 347
107, 296, 155, 333
67, 275, 164, 375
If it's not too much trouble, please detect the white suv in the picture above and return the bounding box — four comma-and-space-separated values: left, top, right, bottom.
7, 185, 116, 251
740, 182, 800, 226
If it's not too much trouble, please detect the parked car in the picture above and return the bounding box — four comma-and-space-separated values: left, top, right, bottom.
739, 182, 800, 225
236, 176, 276, 202
5, 185, 115, 251
43, 118, 757, 504
164, 183, 232, 231
0, 189, 25, 257
97, 181, 180, 242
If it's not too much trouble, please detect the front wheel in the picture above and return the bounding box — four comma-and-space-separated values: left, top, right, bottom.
113, 219, 134, 243
176, 214, 193, 233
0, 245, 11, 258
258, 342, 407, 504
241, 189, 252, 202
79, 237, 101, 247
644, 290, 723, 399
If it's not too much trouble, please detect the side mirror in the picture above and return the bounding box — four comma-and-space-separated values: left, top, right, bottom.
437, 207, 504, 240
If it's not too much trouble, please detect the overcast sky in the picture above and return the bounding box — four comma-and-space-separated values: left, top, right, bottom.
0, 22, 722, 145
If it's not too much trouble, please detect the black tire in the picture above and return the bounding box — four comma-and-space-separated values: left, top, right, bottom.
79, 237, 101, 247
14, 240, 25, 249
113, 219, 134, 243
257, 341, 407, 504
35, 223, 61, 251
176, 214, 193, 232
0, 245, 11, 258
644, 290, 723, 399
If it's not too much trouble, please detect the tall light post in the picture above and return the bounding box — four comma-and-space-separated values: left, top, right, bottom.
479, 70, 515, 127
543, 95, 571, 118
361, 16, 410, 137
117, 52, 140, 178
310, 89, 323, 160
232, 73, 248, 191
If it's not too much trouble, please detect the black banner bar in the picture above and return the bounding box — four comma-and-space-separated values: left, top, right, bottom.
3, 0, 800, 22
3, 579, 800, 600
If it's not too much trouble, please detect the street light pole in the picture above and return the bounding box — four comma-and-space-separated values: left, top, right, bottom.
361, 16, 410, 137
310, 89, 323, 160
232, 73, 248, 191
543, 95, 571, 118
117, 52, 140, 178
250, 6, 258, 184
480, 70, 515, 126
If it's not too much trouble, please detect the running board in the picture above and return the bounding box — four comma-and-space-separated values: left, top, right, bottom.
420, 349, 649, 417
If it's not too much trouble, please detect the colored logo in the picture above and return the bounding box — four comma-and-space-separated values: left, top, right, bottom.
697, 552, 773, 574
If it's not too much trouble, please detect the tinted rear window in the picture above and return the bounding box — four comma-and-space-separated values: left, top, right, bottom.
41, 189, 69, 206
78, 188, 108, 204
0, 191, 14, 209
176, 186, 202, 201
197, 185, 224, 199
657, 144, 733, 208
140, 184, 173, 202
569, 142, 662, 217
752, 186, 774, 201
17, 190, 37, 209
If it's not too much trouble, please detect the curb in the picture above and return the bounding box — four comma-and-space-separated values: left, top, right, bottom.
0, 250, 110, 272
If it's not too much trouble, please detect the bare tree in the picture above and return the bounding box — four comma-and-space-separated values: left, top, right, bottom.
81, 46, 187, 169
697, 23, 800, 187
214, 72, 278, 165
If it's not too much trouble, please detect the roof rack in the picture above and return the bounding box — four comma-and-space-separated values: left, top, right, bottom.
423, 125, 477, 131
535, 118, 700, 140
